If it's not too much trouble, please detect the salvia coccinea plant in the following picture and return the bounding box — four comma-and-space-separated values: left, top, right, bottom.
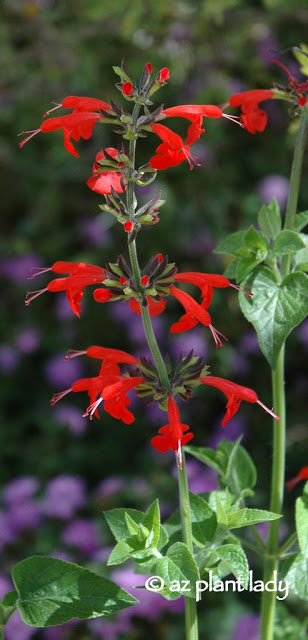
1, 51, 307, 640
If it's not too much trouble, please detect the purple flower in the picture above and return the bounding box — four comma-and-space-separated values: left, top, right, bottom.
257, 174, 289, 208
89, 617, 132, 640
170, 327, 208, 360
45, 353, 83, 388
4, 610, 36, 640
78, 217, 111, 247
240, 331, 260, 354
0, 345, 18, 373
8, 500, 42, 534
231, 614, 260, 640
43, 475, 86, 519
185, 459, 218, 493
3, 477, 39, 506
49, 549, 73, 563
0, 511, 15, 550
209, 414, 247, 449
61, 519, 101, 554
15, 328, 41, 354
95, 476, 125, 499
53, 404, 87, 435
0, 254, 42, 284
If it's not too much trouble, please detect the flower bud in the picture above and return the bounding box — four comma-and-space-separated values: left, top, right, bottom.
124, 220, 133, 232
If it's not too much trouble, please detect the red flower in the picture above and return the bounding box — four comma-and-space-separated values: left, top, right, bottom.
151, 396, 193, 468
169, 285, 227, 348
174, 272, 251, 306
286, 466, 308, 492
87, 148, 127, 195
19, 95, 111, 157
50, 346, 143, 424
200, 376, 280, 427
228, 90, 274, 134
273, 60, 308, 106
159, 68, 170, 82
26, 261, 105, 317
150, 122, 203, 170
122, 82, 134, 96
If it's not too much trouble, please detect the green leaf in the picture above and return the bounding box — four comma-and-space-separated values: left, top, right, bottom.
143, 500, 160, 547
107, 538, 153, 565
244, 225, 268, 253
296, 494, 308, 555
164, 494, 216, 547
12, 557, 138, 627
112, 65, 133, 83
223, 259, 239, 279
268, 230, 305, 258
185, 445, 223, 473
154, 542, 200, 600
1, 592, 18, 608
283, 553, 308, 600
214, 230, 247, 256
211, 544, 249, 588
227, 508, 281, 529
295, 211, 308, 232
236, 256, 264, 282
216, 495, 229, 526
239, 267, 308, 368
104, 508, 143, 541
258, 199, 281, 239
219, 439, 257, 497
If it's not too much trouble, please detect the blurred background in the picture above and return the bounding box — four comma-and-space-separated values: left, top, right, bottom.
1, 0, 308, 638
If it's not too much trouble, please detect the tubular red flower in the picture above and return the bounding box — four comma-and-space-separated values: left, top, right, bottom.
65, 345, 139, 365
169, 285, 227, 347
19, 95, 111, 156
174, 272, 252, 304
93, 289, 115, 303
87, 148, 127, 195
26, 262, 105, 317
200, 376, 280, 427
162, 104, 223, 120
228, 90, 274, 134
150, 122, 203, 170
151, 396, 193, 467
286, 466, 308, 492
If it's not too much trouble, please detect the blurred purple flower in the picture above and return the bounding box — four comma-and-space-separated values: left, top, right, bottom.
79, 217, 111, 247
44, 620, 77, 640
45, 353, 83, 388
0, 574, 13, 599
182, 228, 216, 257
240, 331, 260, 354
3, 476, 39, 505
170, 327, 208, 360
257, 174, 289, 208
49, 549, 73, 563
4, 610, 36, 640
185, 459, 218, 493
43, 475, 86, 519
0, 254, 42, 284
15, 328, 41, 354
209, 414, 247, 449
130, 477, 150, 499
54, 294, 77, 321
231, 614, 260, 640
95, 476, 125, 499
231, 352, 250, 376
0, 345, 18, 373
257, 34, 279, 65
89, 616, 132, 640
8, 501, 42, 534
0, 511, 15, 550
144, 401, 166, 426
53, 404, 87, 435
61, 518, 101, 554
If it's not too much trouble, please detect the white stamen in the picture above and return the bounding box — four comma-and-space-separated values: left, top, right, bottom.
257, 399, 280, 421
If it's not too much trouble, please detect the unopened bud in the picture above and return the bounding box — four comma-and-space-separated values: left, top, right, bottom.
299, 96, 307, 106
155, 253, 163, 263
124, 220, 133, 232
141, 275, 149, 287
119, 277, 127, 286
159, 67, 170, 82
122, 82, 134, 96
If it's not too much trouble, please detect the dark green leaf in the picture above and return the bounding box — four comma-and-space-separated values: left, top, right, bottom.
185, 445, 223, 473
295, 211, 308, 232
214, 230, 247, 256
227, 508, 281, 529
283, 553, 308, 600
212, 544, 249, 588
239, 267, 308, 368
219, 439, 257, 496
13, 557, 138, 627
154, 542, 200, 600
268, 230, 305, 258
296, 494, 308, 555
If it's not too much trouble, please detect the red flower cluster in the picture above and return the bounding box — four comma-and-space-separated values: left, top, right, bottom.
19, 96, 111, 157
51, 346, 143, 425
228, 90, 274, 134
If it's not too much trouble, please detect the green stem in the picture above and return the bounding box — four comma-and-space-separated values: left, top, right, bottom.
281, 113, 308, 276
177, 452, 199, 640
277, 531, 298, 557
260, 112, 308, 640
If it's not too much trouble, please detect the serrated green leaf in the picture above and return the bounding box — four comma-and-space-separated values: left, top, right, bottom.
143, 500, 160, 548
296, 495, 308, 555
164, 494, 216, 547
216, 495, 228, 526
295, 211, 308, 232
13, 557, 138, 627
212, 544, 249, 588
227, 508, 281, 529
258, 199, 281, 239
154, 542, 200, 600
104, 508, 143, 541
244, 225, 268, 252
283, 553, 308, 600
236, 256, 264, 282
214, 230, 247, 256
239, 267, 308, 368
268, 230, 305, 258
